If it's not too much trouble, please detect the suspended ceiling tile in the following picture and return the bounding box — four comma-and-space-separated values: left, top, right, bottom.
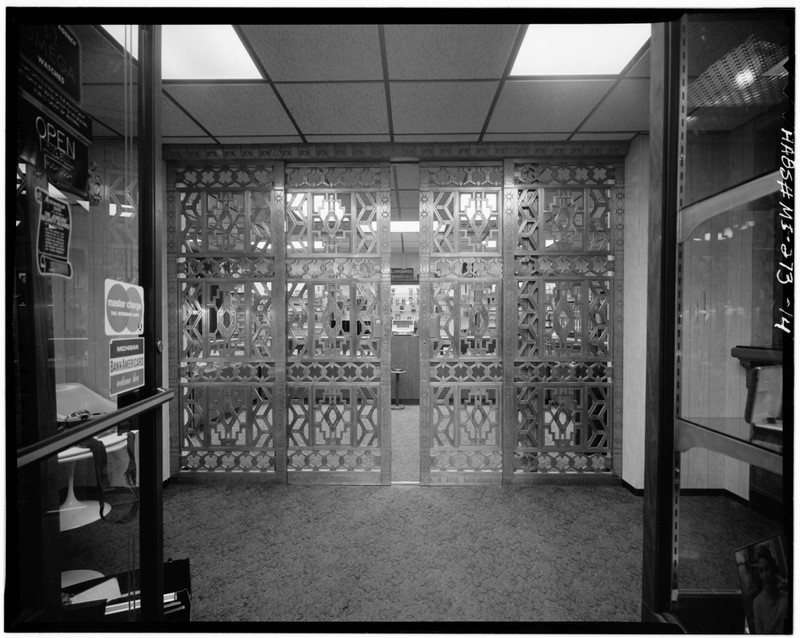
488, 79, 614, 133
213, 136, 304, 144
571, 132, 637, 141
164, 83, 297, 136
305, 134, 391, 143
579, 78, 649, 132
162, 95, 209, 137
239, 25, 384, 81
92, 121, 124, 138
82, 84, 137, 136
278, 83, 389, 135
71, 25, 130, 85
391, 81, 498, 134
482, 132, 570, 142
384, 24, 519, 80
394, 133, 479, 142
161, 136, 217, 144
626, 50, 650, 78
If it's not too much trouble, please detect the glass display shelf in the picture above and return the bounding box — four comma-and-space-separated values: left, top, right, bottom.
675, 417, 783, 476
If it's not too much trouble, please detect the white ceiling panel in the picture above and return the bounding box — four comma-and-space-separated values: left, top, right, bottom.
305, 134, 390, 143
162, 96, 209, 137
212, 136, 304, 144
71, 24, 656, 149
73, 25, 130, 85
394, 133, 479, 142
482, 132, 569, 141
82, 85, 137, 136
571, 132, 637, 141
579, 79, 650, 132
93, 120, 124, 138
164, 83, 297, 136
162, 136, 217, 144
278, 83, 389, 135
384, 24, 519, 80
391, 81, 498, 134
626, 50, 650, 78
239, 25, 383, 82
488, 80, 615, 133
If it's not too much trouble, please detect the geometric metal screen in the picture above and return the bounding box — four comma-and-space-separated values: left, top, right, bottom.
509, 161, 624, 477
169, 163, 285, 475
419, 163, 505, 484
284, 164, 392, 484
165, 154, 624, 483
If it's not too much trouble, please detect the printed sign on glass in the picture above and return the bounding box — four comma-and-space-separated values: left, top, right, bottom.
19, 57, 92, 141
105, 279, 144, 336
18, 97, 89, 198
19, 24, 82, 103
35, 187, 72, 278
109, 338, 145, 396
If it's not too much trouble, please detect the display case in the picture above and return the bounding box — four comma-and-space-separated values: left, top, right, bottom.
391, 284, 420, 333
643, 12, 792, 633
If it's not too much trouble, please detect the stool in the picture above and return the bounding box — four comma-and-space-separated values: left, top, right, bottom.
391, 367, 406, 410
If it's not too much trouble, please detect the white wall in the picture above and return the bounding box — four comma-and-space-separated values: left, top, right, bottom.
622, 134, 650, 490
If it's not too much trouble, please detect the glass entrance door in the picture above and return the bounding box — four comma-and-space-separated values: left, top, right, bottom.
9, 23, 170, 626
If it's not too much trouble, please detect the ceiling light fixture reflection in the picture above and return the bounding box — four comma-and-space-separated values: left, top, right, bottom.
511, 23, 650, 75
391, 221, 420, 233
734, 68, 757, 88
102, 24, 261, 80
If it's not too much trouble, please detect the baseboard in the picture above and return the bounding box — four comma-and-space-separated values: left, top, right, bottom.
620, 480, 643, 496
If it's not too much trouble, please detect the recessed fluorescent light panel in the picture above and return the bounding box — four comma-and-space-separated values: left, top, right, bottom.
391, 221, 420, 233
102, 25, 261, 80
511, 23, 650, 76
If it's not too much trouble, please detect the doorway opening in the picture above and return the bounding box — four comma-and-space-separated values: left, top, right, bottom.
389, 161, 421, 484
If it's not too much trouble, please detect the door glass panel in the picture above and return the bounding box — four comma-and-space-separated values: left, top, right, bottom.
15, 24, 142, 449
12, 23, 148, 625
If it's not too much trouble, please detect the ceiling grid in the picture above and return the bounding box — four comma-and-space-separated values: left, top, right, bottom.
84, 23, 654, 253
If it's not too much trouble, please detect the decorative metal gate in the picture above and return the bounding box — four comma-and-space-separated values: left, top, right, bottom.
167, 153, 622, 483
169, 162, 392, 482
419, 164, 505, 484
284, 165, 392, 484
168, 163, 286, 476
507, 161, 623, 479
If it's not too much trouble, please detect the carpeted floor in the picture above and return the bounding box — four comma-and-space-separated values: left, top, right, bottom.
162, 482, 645, 623
56, 405, 783, 625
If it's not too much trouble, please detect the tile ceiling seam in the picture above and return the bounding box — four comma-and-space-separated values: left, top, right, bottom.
233, 24, 308, 143
162, 89, 220, 144
567, 38, 651, 142
478, 24, 528, 143
378, 25, 395, 143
